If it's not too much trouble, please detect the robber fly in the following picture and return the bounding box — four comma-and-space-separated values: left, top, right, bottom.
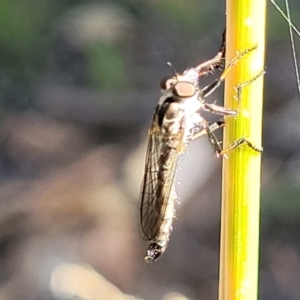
139, 31, 260, 262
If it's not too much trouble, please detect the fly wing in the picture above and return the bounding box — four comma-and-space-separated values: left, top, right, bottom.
139, 115, 180, 241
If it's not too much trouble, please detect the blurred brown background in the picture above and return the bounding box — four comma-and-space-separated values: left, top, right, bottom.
0, 0, 300, 299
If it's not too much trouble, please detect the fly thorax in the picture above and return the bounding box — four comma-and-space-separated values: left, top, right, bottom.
179, 96, 203, 143
157, 98, 184, 137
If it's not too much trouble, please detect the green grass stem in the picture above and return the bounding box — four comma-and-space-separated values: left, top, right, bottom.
218, 1, 266, 299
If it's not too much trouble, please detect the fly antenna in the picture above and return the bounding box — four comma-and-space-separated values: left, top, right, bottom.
166, 61, 178, 79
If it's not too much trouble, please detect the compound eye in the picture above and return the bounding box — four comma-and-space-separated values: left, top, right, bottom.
172, 81, 196, 98
160, 77, 176, 90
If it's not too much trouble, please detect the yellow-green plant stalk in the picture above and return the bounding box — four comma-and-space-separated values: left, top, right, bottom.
219, 1, 266, 300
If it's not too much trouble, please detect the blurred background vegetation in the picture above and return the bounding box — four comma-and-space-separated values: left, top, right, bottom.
0, 0, 300, 299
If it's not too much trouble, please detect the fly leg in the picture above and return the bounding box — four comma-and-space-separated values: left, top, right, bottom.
203, 102, 237, 116
216, 70, 265, 156
194, 29, 226, 76
217, 138, 263, 156
192, 119, 262, 158
233, 70, 266, 104
198, 47, 259, 150
192, 120, 225, 140
201, 45, 258, 98
192, 119, 228, 158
